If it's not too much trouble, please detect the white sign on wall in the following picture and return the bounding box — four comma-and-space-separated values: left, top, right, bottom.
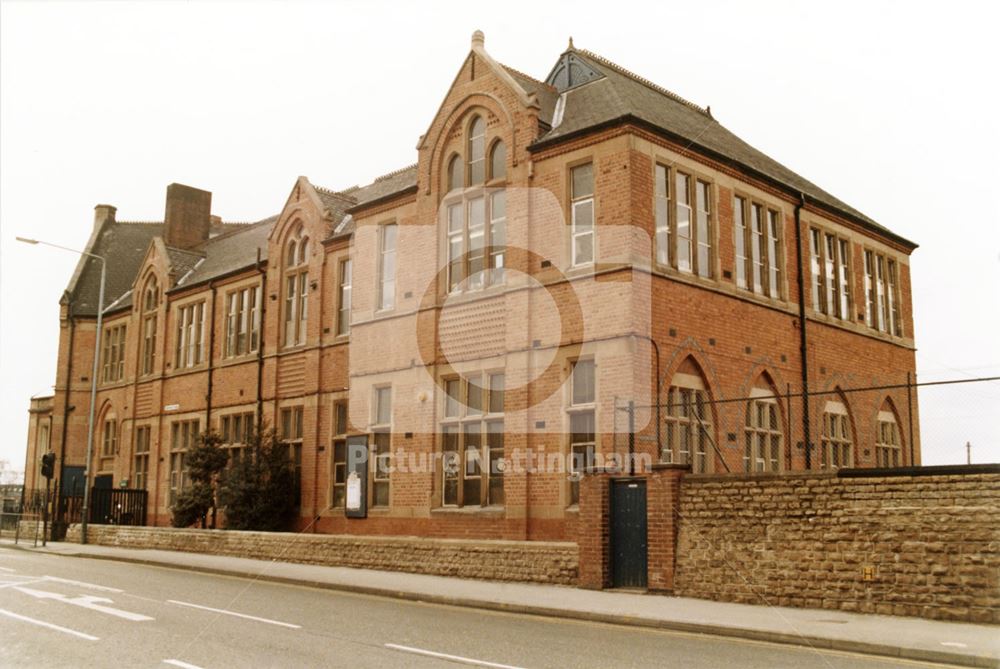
346, 471, 362, 511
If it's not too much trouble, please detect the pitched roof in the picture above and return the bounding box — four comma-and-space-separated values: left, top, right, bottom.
174, 215, 277, 289
344, 164, 419, 210
535, 47, 913, 246
502, 64, 560, 126
68, 222, 164, 316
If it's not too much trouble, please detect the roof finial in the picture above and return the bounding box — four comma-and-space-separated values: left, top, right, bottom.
568, 36, 574, 50
472, 30, 485, 49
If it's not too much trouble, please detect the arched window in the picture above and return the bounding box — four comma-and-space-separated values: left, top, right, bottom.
100, 407, 118, 459
467, 116, 486, 185
444, 112, 505, 293
820, 397, 853, 469
744, 375, 783, 472
447, 154, 463, 192
489, 140, 506, 181
875, 399, 903, 467
141, 276, 159, 375
663, 358, 713, 472
283, 225, 309, 347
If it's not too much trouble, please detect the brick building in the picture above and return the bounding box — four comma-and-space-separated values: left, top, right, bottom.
25, 32, 918, 539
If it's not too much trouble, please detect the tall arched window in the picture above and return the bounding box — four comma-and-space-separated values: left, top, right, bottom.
489, 140, 506, 181
467, 116, 486, 185
444, 112, 506, 293
820, 396, 853, 469
100, 406, 118, 460
875, 399, 903, 467
283, 225, 309, 347
662, 357, 713, 472
447, 154, 463, 192
141, 276, 159, 375
744, 374, 783, 472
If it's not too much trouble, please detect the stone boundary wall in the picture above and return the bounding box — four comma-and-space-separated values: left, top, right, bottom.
673, 470, 1000, 623
64, 524, 578, 585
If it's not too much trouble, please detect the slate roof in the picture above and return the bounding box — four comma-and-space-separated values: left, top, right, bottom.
174, 216, 277, 289
534, 47, 912, 246
502, 65, 559, 126
68, 222, 163, 316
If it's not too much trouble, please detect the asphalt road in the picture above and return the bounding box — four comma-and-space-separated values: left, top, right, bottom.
0, 547, 961, 669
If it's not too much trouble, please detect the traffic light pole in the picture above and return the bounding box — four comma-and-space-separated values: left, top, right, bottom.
42, 477, 50, 547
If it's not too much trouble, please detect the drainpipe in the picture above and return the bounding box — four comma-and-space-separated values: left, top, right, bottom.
793, 193, 812, 469
255, 249, 266, 437
205, 281, 218, 427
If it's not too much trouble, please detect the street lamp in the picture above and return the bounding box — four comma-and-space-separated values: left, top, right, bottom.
16, 236, 105, 545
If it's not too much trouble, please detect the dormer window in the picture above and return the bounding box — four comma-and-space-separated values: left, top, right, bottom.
283, 224, 309, 348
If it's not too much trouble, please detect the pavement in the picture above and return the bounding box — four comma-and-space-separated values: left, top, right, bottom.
2, 536, 997, 668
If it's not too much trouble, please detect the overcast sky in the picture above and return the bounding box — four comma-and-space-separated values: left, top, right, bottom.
2, 0, 998, 479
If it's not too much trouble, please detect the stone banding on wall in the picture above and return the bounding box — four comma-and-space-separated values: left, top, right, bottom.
64, 524, 578, 585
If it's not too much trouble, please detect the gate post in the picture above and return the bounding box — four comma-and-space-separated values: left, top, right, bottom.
577, 467, 615, 589
647, 463, 689, 592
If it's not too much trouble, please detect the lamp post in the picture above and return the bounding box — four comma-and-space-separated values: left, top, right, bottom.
17, 236, 105, 545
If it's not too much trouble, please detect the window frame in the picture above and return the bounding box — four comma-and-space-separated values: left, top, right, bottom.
370, 386, 392, 507
743, 390, 783, 473
654, 163, 715, 279
876, 409, 903, 467
662, 373, 712, 473
377, 223, 397, 311
133, 425, 151, 490
337, 257, 352, 336
224, 284, 261, 358
169, 419, 199, 505
567, 358, 597, 506
283, 225, 309, 348
733, 194, 783, 300
101, 323, 127, 384
863, 248, 904, 336
174, 300, 206, 369
570, 162, 595, 268
819, 401, 853, 469
331, 401, 349, 508
439, 372, 505, 508
809, 226, 853, 320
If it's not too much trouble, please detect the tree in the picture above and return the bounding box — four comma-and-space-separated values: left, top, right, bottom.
218, 428, 297, 531
171, 431, 228, 529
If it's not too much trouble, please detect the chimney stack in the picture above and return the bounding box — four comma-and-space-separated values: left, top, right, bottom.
94, 204, 116, 231
164, 183, 212, 250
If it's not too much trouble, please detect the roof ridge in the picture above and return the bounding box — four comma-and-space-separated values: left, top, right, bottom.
164, 245, 205, 257
195, 215, 277, 248
501, 63, 556, 91
115, 220, 163, 225
314, 184, 359, 204
577, 48, 710, 116
372, 163, 418, 183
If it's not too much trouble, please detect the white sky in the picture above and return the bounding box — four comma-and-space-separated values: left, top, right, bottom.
2, 0, 998, 480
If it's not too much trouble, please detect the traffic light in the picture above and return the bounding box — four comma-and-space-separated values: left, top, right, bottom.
40, 452, 56, 479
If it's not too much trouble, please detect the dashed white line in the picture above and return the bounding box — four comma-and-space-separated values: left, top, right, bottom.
384, 643, 526, 669
163, 660, 206, 669
0, 566, 16, 572
0, 608, 99, 641
166, 600, 301, 629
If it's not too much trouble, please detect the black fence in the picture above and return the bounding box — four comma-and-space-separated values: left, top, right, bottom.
16, 485, 148, 533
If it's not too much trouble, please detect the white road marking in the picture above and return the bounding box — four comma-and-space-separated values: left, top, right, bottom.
163, 660, 206, 669
14, 586, 154, 621
384, 643, 526, 669
43, 575, 123, 593
0, 607, 99, 641
166, 600, 301, 629
0, 566, 16, 572
941, 641, 969, 648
